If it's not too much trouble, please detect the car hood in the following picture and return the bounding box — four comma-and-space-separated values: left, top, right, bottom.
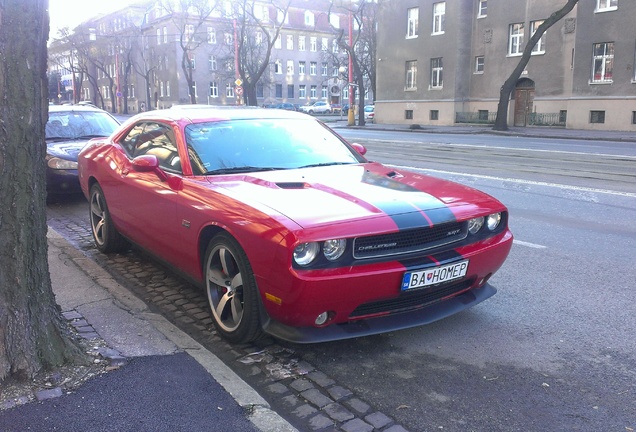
46, 139, 88, 160
212, 163, 502, 230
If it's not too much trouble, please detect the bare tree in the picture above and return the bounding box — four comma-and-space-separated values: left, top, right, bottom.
230, 0, 291, 106
0, 0, 87, 381
330, 0, 379, 126
493, 0, 579, 131
162, 0, 219, 104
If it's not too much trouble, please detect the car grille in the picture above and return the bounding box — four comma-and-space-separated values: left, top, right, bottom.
349, 278, 474, 319
352, 221, 467, 259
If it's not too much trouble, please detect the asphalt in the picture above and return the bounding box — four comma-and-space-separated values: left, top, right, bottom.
1, 120, 634, 432
0, 229, 297, 432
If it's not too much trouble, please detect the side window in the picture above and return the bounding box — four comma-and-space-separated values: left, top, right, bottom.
126, 122, 181, 173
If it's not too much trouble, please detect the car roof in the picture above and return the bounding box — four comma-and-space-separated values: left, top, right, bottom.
49, 104, 108, 113
127, 106, 310, 124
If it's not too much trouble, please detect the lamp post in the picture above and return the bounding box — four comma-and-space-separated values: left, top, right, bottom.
347, 10, 354, 126
338, 66, 346, 121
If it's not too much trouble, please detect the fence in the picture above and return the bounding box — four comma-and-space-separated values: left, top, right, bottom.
455, 111, 566, 126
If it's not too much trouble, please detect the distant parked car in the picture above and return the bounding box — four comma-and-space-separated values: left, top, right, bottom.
301, 101, 332, 114
331, 103, 342, 114
276, 103, 295, 111
45, 104, 119, 197
364, 105, 375, 122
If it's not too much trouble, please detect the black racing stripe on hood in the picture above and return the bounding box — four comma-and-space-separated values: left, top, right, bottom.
360, 170, 457, 230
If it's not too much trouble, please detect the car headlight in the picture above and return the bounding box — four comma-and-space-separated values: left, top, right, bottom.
293, 242, 320, 266
468, 217, 484, 234
48, 157, 78, 170
486, 213, 502, 231
323, 239, 346, 261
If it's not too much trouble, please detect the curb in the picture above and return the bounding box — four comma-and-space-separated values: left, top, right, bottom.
47, 227, 297, 432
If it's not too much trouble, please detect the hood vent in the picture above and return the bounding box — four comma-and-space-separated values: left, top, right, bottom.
276, 182, 308, 189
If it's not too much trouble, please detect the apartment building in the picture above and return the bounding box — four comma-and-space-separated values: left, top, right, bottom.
376, 0, 636, 131
50, 0, 374, 113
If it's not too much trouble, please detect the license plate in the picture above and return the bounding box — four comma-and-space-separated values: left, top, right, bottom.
402, 260, 469, 291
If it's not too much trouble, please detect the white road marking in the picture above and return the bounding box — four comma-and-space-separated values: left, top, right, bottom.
513, 240, 547, 249
395, 166, 636, 198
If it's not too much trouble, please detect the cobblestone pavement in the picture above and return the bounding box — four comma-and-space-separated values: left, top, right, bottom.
46, 204, 410, 432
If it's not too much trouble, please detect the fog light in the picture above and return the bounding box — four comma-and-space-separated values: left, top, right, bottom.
315, 312, 330, 326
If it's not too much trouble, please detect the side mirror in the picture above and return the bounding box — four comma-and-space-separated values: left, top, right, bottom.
132, 155, 168, 182
351, 143, 367, 156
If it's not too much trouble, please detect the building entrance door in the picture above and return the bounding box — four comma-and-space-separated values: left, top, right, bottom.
513, 79, 535, 127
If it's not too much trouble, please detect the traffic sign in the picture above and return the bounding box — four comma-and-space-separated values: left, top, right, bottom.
235, 86, 243, 95
234, 78, 243, 86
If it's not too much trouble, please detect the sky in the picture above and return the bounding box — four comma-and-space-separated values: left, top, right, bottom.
48, 0, 132, 37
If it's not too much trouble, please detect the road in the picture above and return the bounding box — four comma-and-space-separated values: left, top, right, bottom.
47, 130, 636, 431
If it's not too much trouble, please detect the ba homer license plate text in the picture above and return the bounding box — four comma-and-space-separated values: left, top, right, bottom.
402, 260, 469, 291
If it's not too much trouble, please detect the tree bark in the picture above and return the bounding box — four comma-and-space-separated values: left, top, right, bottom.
493, 0, 578, 131
0, 0, 87, 382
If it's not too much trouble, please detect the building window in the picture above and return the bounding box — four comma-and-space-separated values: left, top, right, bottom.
432, 2, 445, 35
189, 81, 197, 98
407, 7, 419, 38
299, 85, 306, 98
276, 84, 282, 98
298, 61, 306, 75
330, 14, 340, 29
257, 83, 264, 98
188, 55, 196, 69
287, 60, 294, 75
286, 34, 293, 50
531, 20, 546, 54
405, 110, 414, 120
596, 0, 618, 12
559, 110, 567, 123
299, 36, 306, 51
255, 31, 263, 45
332, 66, 338, 77
288, 84, 294, 98
310, 37, 317, 52
274, 35, 281, 49
226, 83, 234, 98
207, 28, 216, 44
592, 42, 614, 82
478, 110, 489, 121
405, 60, 417, 90
321, 62, 328, 75
209, 81, 218, 97
321, 85, 328, 99
156, 28, 161, 45
430, 110, 439, 120
475, 56, 484, 73
590, 110, 605, 123
185, 24, 194, 42
166, 81, 170, 97
431, 58, 443, 89
274, 59, 282, 74
322, 37, 328, 51
477, 0, 487, 17
632, 111, 636, 125
508, 23, 524, 56
304, 11, 315, 26
160, 82, 164, 97
224, 32, 233, 45
310, 85, 317, 99
310, 61, 317, 75
332, 40, 339, 54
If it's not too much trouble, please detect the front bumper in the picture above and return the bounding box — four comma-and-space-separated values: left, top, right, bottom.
262, 282, 496, 343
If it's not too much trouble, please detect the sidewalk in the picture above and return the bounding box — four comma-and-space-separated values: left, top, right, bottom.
0, 228, 297, 432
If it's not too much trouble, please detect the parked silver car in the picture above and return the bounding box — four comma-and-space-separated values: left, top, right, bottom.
301, 101, 332, 114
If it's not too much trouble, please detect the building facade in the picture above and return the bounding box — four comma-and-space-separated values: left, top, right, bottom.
376, 0, 636, 131
49, 0, 374, 113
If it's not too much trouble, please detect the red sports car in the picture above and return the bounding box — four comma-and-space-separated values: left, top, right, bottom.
78, 107, 513, 344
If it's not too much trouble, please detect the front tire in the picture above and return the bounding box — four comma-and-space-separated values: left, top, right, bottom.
89, 183, 129, 253
204, 233, 262, 343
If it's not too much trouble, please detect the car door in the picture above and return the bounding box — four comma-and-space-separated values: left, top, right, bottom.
109, 121, 182, 261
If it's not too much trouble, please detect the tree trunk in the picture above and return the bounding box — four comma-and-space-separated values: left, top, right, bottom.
493, 0, 578, 131
0, 0, 87, 382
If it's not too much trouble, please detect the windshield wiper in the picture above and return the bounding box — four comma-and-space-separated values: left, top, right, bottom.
298, 162, 353, 169
205, 166, 287, 175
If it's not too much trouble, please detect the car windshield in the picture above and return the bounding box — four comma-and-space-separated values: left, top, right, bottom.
185, 118, 365, 175
46, 111, 120, 140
